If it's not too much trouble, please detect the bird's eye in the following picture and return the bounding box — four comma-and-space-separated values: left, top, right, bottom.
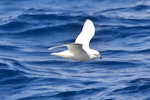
94, 54, 98, 56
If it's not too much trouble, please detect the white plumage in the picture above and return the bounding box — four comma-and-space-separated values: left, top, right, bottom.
48, 19, 101, 61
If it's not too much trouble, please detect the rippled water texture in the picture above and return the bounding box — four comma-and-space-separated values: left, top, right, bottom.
0, 0, 150, 100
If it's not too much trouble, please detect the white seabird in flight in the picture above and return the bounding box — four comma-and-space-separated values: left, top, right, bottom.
48, 19, 102, 61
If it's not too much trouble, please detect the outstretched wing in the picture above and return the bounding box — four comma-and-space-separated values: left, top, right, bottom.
67, 43, 86, 55
48, 44, 67, 50
75, 19, 95, 49
48, 43, 86, 55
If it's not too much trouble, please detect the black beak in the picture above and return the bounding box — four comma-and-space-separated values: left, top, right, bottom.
99, 57, 102, 59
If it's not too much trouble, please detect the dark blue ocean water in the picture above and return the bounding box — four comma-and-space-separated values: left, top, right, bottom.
0, 0, 150, 100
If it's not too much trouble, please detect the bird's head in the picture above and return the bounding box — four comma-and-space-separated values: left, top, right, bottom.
89, 49, 102, 60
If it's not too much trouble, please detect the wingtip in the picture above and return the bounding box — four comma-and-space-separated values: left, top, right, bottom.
86, 19, 91, 21
84, 19, 94, 26
50, 53, 54, 55
50, 53, 57, 56
48, 47, 54, 50
86, 19, 93, 23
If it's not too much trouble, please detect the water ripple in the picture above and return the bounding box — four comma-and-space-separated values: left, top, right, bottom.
0, 0, 150, 100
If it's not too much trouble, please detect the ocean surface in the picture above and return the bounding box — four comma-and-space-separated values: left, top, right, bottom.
0, 0, 150, 100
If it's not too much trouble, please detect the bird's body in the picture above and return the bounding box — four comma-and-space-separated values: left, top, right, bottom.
48, 19, 102, 61
51, 50, 90, 61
